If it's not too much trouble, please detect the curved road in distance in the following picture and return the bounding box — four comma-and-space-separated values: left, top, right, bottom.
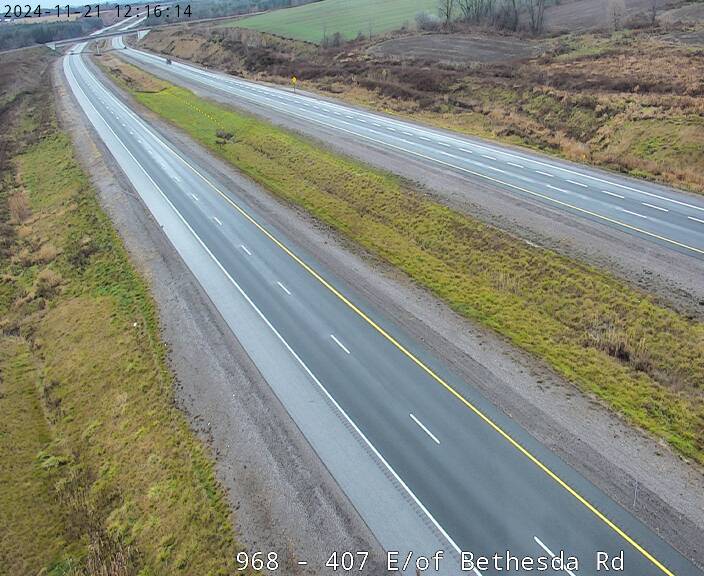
111, 37, 704, 260
64, 40, 703, 576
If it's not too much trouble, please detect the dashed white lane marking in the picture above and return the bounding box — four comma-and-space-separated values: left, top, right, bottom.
535, 170, 554, 177
534, 537, 576, 576
488, 166, 507, 174
403, 131, 413, 136
547, 184, 571, 194
689, 216, 704, 224
277, 281, 291, 295
190, 193, 199, 202
481, 154, 496, 160
409, 413, 440, 445
212, 216, 223, 226
171, 174, 182, 182
508, 161, 524, 168
438, 141, 451, 147
345, 115, 354, 119
330, 334, 350, 354
387, 126, 396, 131
621, 208, 647, 219
240, 244, 252, 255
358, 118, 367, 123
601, 190, 625, 199
419, 136, 431, 141
567, 179, 588, 188
642, 202, 668, 213
372, 122, 382, 127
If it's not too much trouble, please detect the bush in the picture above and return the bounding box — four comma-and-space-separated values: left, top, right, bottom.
35, 268, 62, 299
215, 129, 235, 145
8, 192, 30, 223
415, 11, 441, 31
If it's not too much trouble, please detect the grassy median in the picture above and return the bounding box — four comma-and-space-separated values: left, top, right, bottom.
98, 56, 704, 466
1, 49, 244, 575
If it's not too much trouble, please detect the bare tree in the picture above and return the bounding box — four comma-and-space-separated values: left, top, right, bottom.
459, 0, 498, 23
438, 0, 456, 26
526, 0, 546, 34
649, 0, 658, 26
608, 0, 626, 30
495, 0, 519, 30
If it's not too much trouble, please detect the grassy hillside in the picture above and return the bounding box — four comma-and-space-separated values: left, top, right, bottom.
99, 56, 704, 466
0, 49, 246, 575
230, 0, 437, 43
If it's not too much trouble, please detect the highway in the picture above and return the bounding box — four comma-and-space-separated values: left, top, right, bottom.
64, 40, 703, 576
110, 38, 704, 260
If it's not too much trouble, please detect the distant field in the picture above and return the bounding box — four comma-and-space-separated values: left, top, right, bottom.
229, 0, 438, 43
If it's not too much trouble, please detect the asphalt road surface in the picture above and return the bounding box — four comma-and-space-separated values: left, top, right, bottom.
64, 41, 703, 576
111, 37, 704, 260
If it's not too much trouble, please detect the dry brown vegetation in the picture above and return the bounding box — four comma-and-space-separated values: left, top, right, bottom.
140, 24, 704, 193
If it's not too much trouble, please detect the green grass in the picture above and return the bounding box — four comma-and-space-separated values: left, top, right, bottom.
0, 339, 67, 575
230, 0, 437, 43
107, 70, 704, 465
1, 58, 246, 574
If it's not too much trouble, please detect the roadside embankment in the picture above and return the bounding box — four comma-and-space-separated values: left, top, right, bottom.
0, 47, 247, 575
96, 55, 704, 468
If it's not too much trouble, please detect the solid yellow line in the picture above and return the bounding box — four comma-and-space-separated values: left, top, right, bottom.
127, 88, 677, 574
197, 177, 676, 576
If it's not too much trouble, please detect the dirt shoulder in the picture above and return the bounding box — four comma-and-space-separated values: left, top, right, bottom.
83, 51, 704, 568
53, 58, 387, 575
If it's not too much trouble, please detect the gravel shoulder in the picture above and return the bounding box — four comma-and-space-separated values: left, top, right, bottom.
58, 51, 704, 570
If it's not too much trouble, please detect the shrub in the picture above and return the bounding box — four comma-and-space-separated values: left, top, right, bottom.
35, 269, 62, 299
415, 11, 441, 31
8, 192, 31, 223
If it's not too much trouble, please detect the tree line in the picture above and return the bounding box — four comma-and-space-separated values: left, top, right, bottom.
435, 0, 548, 34
0, 18, 102, 51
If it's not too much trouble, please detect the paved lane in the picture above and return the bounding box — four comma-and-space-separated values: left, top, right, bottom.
65, 44, 703, 576
112, 38, 704, 260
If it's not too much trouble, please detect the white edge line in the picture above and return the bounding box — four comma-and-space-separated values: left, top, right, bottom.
689, 216, 704, 224
409, 413, 440, 445
65, 53, 464, 557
